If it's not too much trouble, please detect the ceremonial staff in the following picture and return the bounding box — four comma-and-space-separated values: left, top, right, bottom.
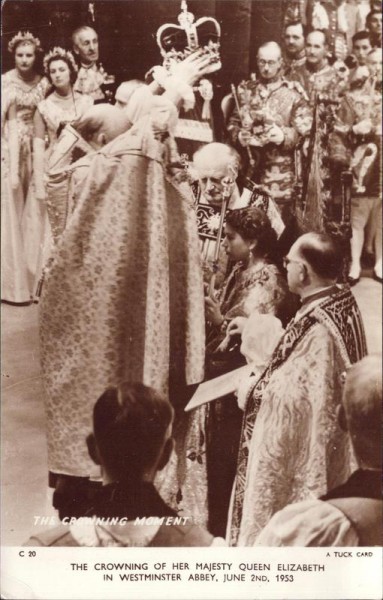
208, 172, 235, 296
231, 83, 256, 173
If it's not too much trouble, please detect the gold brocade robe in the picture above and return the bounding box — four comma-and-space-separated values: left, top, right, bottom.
228, 286, 367, 546
40, 118, 205, 478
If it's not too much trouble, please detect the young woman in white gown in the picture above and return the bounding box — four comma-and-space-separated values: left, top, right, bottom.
1, 32, 50, 304
26, 47, 94, 297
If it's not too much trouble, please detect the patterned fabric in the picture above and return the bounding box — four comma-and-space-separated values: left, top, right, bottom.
155, 405, 209, 527
73, 64, 109, 101
37, 92, 93, 240
283, 50, 306, 78
38, 92, 93, 155
288, 63, 346, 105
229, 286, 367, 546
156, 261, 290, 529
211, 261, 290, 349
227, 78, 312, 206
331, 84, 382, 196
40, 115, 205, 478
46, 152, 95, 242
1, 89, 30, 302
1, 71, 50, 302
2, 73, 50, 192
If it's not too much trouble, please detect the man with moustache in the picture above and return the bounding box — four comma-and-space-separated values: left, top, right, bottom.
289, 29, 345, 103
283, 20, 307, 76
72, 25, 114, 101
227, 41, 312, 223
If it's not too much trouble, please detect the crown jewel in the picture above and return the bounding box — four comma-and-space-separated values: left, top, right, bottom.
43, 47, 78, 76
8, 31, 42, 53
156, 1, 221, 73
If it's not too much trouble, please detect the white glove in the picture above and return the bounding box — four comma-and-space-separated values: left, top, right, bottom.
170, 51, 215, 86
266, 125, 285, 145
353, 119, 373, 136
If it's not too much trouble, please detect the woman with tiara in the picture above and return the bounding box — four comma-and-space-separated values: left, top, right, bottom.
33, 48, 93, 228
25, 47, 94, 296
1, 31, 49, 304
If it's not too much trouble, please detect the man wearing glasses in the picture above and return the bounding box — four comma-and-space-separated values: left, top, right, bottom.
227, 41, 312, 224
228, 232, 367, 546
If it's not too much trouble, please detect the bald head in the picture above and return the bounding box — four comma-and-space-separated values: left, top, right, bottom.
285, 233, 343, 295
257, 42, 283, 80
115, 80, 144, 111
194, 143, 240, 177
257, 41, 282, 60
342, 355, 382, 468
74, 104, 132, 149
295, 233, 343, 280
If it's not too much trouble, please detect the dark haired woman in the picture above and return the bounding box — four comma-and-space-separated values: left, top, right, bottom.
1, 31, 49, 303
25, 47, 93, 296
34, 47, 93, 182
158, 207, 295, 538
203, 206, 294, 537
205, 206, 290, 372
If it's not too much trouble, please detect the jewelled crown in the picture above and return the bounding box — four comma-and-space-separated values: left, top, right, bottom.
8, 31, 42, 53
43, 47, 78, 76
156, 0, 221, 72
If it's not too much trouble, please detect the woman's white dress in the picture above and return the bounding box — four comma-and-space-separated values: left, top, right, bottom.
1, 72, 49, 303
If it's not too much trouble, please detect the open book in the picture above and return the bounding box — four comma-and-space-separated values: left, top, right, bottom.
185, 364, 253, 411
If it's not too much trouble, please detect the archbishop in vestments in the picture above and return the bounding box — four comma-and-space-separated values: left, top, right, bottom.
39, 99, 205, 480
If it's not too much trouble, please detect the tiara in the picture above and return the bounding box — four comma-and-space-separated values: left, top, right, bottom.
156, 0, 221, 73
8, 31, 42, 53
43, 47, 78, 75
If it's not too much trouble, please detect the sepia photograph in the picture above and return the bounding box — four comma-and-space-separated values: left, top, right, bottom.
1, 0, 382, 598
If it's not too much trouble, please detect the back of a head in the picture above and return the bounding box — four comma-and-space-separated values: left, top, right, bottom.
93, 382, 174, 480
296, 232, 343, 281
343, 355, 382, 467
74, 104, 131, 147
